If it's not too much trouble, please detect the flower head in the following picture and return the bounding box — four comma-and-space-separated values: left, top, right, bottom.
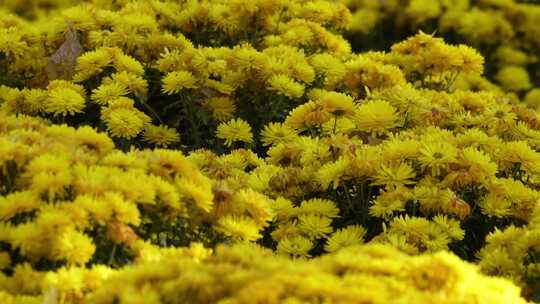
142, 125, 180, 147
354, 100, 400, 135
45, 88, 85, 117
161, 71, 198, 94
216, 118, 253, 147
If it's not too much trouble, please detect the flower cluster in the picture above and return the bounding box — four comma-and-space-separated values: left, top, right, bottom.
342, 0, 539, 98
0, 110, 277, 296
0, 0, 539, 302
0, 243, 530, 303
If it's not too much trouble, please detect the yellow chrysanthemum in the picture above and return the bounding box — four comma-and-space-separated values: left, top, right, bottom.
105, 71, 149, 98
325, 225, 366, 253
277, 235, 313, 258
260, 122, 297, 146
113, 53, 144, 76
51, 229, 95, 265
216, 215, 261, 241
317, 91, 356, 118
216, 118, 253, 147
161, 71, 198, 94
372, 162, 416, 188
142, 125, 180, 147
101, 108, 149, 139
44, 88, 86, 117
494, 65, 532, 92
524, 88, 540, 110
417, 141, 458, 176
297, 214, 333, 239
204, 97, 236, 122
354, 99, 400, 135
73, 48, 113, 82
91, 82, 129, 105
298, 198, 340, 218
267, 74, 305, 98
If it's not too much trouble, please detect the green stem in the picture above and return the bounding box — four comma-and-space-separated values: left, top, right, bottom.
137, 97, 163, 124
332, 116, 338, 135
108, 243, 117, 266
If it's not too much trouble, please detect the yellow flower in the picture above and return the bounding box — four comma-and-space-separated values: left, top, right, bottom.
161, 71, 198, 94
105, 71, 149, 98
417, 141, 458, 176
175, 176, 214, 213
260, 122, 297, 146
524, 89, 540, 110
142, 125, 180, 147
381, 139, 421, 162
204, 97, 236, 122
73, 48, 113, 82
325, 225, 366, 253
0, 191, 41, 221
309, 53, 346, 86
271, 197, 298, 221
101, 107, 150, 139
405, 0, 441, 23
0, 27, 28, 58
432, 215, 465, 241
105, 192, 140, 226
494, 65, 532, 92
26, 154, 73, 200
277, 235, 313, 257
151, 177, 184, 213
91, 82, 129, 105
372, 162, 416, 188
493, 46, 531, 66
299, 198, 340, 218
22, 88, 47, 114
216, 118, 253, 147
382, 215, 452, 253
457, 44, 484, 75
297, 214, 333, 239
73, 195, 112, 225
216, 215, 261, 241
285, 101, 332, 130
44, 88, 86, 117
345, 56, 405, 90
267, 74, 305, 98
369, 186, 411, 219
51, 229, 95, 265
272, 221, 302, 241
74, 126, 115, 157
232, 188, 274, 226
479, 191, 512, 218
354, 100, 400, 135
316, 157, 350, 190
449, 147, 497, 187
317, 91, 356, 118
113, 53, 144, 76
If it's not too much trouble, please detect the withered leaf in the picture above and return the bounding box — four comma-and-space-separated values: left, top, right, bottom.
46, 20, 84, 81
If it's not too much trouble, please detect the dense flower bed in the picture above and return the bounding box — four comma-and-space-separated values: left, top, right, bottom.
0, 0, 539, 303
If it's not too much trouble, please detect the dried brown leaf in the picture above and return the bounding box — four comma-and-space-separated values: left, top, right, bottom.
46, 20, 83, 81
